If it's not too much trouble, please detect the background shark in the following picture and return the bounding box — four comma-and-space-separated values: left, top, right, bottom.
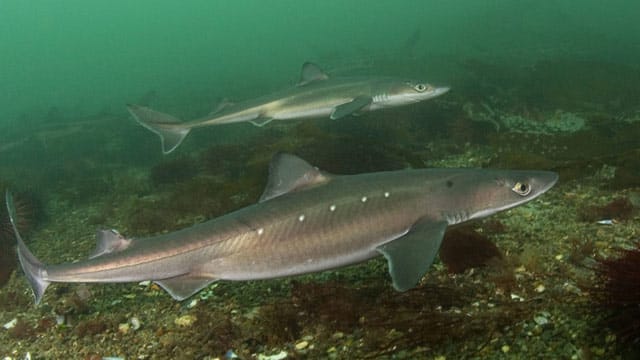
8, 154, 557, 305
127, 63, 449, 154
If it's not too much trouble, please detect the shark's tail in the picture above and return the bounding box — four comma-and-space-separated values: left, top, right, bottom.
5, 191, 49, 305
126, 104, 191, 154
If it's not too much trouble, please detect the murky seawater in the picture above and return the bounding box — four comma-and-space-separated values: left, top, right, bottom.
1, 1, 639, 358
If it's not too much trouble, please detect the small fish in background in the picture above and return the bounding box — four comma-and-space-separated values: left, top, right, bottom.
8, 153, 557, 305
127, 62, 449, 154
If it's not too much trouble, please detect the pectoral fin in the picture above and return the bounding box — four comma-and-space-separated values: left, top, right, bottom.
330, 96, 372, 120
376, 220, 448, 291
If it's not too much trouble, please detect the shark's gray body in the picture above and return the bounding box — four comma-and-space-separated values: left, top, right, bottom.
127, 63, 449, 154
8, 154, 557, 305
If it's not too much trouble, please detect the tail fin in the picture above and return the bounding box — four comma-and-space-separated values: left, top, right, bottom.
126, 104, 191, 154
5, 191, 49, 305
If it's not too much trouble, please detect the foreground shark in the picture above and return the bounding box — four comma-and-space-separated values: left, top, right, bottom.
127, 63, 449, 154
8, 154, 557, 305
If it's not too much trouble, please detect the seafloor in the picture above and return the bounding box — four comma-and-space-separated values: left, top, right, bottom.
1, 57, 639, 359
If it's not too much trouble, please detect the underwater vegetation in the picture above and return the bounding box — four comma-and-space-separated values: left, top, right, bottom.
485, 120, 640, 185
43, 157, 114, 205
123, 157, 268, 236
287, 118, 432, 174
578, 197, 635, 222
0, 184, 43, 287
249, 276, 541, 358
591, 241, 640, 352
439, 226, 503, 274
149, 156, 199, 186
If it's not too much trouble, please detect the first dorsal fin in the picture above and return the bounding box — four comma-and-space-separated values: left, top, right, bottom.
259, 153, 331, 202
298, 62, 329, 86
89, 229, 132, 259
208, 98, 235, 116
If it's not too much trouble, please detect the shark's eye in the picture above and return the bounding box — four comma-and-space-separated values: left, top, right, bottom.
512, 182, 531, 196
414, 83, 429, 92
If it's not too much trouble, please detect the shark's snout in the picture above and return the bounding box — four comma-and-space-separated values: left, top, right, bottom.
433, 86, 450, 97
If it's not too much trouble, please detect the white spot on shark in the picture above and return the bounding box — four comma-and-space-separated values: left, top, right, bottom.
384, 192, 390, 198
298, 214, 305, 222
257, 228, 264, 235
361, 196, 368, 203
329, 205, 336, 212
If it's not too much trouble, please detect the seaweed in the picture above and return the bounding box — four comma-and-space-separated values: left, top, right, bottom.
578, 197, 635, 222
159, 308, 241, 358
198, 143, 253, 179
256, 302, 302, 346
6, 318, 36, 340
439, 227, 503, 274
362, 284, 536, 358
74, 317, 110, 337
149, 156, 199, 186
590, 242, 640, 351
245, 275, 537, 358
612, 165, 640, 190
289, 280, 365, 331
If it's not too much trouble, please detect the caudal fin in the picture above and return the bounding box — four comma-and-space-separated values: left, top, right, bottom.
126, 104, 191, 154
5, 191, 49, 305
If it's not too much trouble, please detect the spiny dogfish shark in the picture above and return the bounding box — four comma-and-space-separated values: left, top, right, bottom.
7, 153, 557, 305
127, 63, 449, 154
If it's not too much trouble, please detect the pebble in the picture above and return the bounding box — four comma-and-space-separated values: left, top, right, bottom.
534, 315, 549, 326
130, 317, 141, 330
118, 323, 130, 334
501, 345, 510, 353
295, 341, 309, 350
174, 314, 197, 327
3, 318, 17, 329
257, 350, 287, 360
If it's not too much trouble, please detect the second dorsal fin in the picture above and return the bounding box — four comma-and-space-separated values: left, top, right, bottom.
89, 229, 132, 259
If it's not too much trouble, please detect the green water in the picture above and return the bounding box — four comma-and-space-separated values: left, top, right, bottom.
1, 1, 640, 359
2, 1, 638, 122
